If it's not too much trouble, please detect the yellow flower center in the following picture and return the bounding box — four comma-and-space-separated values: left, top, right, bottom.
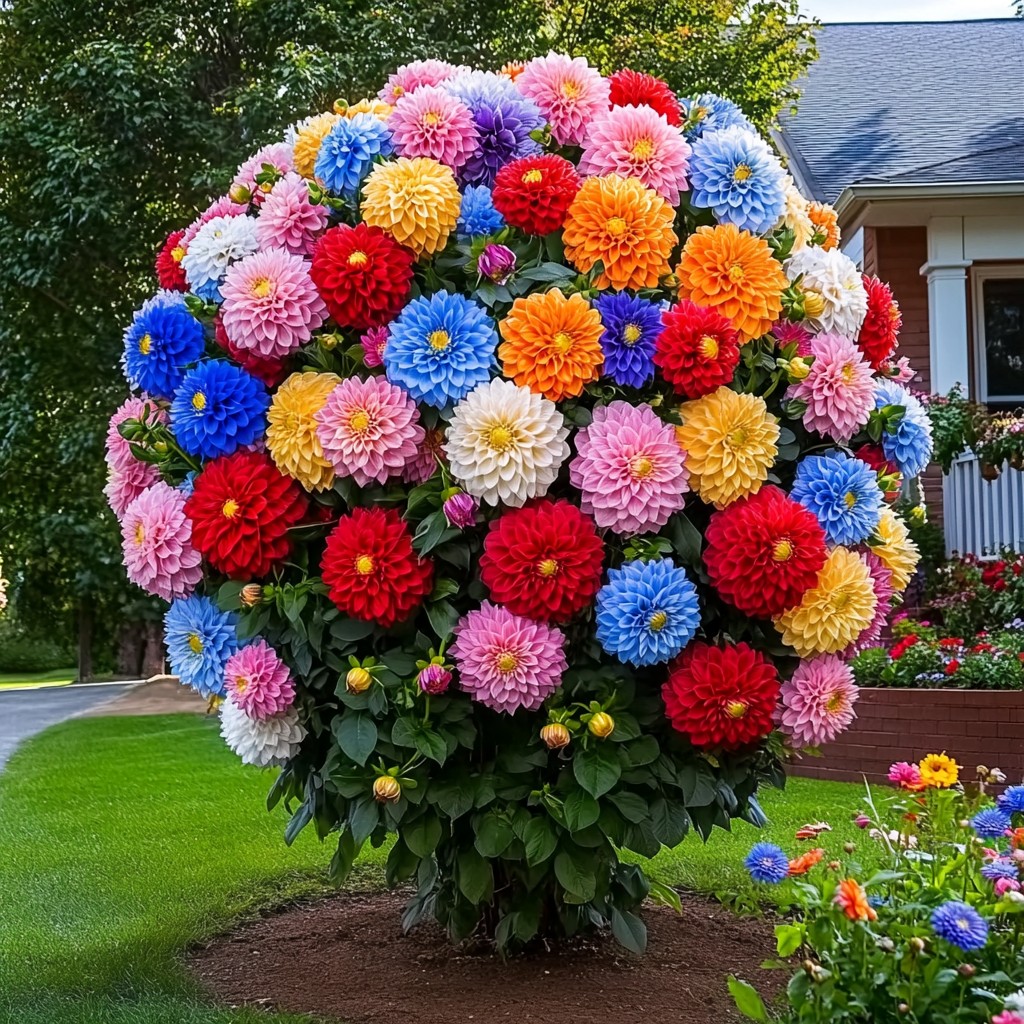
171, 246, 185, 263
889, 304, 900, 324
694, 105, 708, 120
251, 277, 272, 298
348, 250, 368, 267
832, 590, 850, 611
728, 427, 747, 448
631, 137, 655, 160
803, 290, 825, 317
733, 163, 752, 182
234, 675, 249, 694
648, 610, 668, 632
728, 264, 746, 283
522, 168, 543, 184
606, 216, 628, 237
623, 323, 642, 345
487, 424, 515, 452
422, 111, 440, 126
844, 491, 857, 509
428, 329, 450, 351
355, 554, 375, 575
698, 335, 719, 360
496, 651, 519, 673
552, 331, 574, 354
191, 391, 207, 411
841, 363, 855, 384
772, 538, 794, 562
629, 454, 655, 480
134, 522, 145, 546
825, 691, 846, 714
349, 409, 371, 433
537, 558, 559, 578
222, 499, 240, 519
187, 633, 204, 654
726, 699, 748, 719
138, 333, 152, 356
560, 81, 581, 99
391, 85, 405, 98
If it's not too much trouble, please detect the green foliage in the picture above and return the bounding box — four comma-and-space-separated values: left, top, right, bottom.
923, 386, 986, 474
925, 552, 1024, 638
0, 619, 73, 673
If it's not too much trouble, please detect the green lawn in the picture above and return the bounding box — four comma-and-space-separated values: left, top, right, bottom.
0, 712, 881, 1023
0, 667, 79, 690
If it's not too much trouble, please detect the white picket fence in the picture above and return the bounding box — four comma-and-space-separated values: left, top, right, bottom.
943, 453, 1024, 556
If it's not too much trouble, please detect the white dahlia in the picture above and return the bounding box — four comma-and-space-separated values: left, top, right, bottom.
444, 378, 570, 508
181, 214, 259, 297
785, 247, 868, 338
776, 176, 814, 252
220, 697, 306, 767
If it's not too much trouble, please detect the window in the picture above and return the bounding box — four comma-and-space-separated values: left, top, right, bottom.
973, 266, 1024, 407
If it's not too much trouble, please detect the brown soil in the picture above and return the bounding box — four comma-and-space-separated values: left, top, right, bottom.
189, 889, 782, 1023
82, 676, 207, 717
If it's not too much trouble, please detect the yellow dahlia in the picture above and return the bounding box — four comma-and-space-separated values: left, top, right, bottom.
562, 174, 677, 292
266, 371, 341, 492
777, 176, 814, 252
674, 387, 779, 508
362, 157, 461, 257
774, 547, 877, 657
293, 113, 341, 179
919, 752, 959, 789
872, 507, 920, 591
339, 98, 393, 120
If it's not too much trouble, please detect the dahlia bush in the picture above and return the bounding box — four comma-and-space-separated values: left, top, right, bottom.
108, 56, 930, 953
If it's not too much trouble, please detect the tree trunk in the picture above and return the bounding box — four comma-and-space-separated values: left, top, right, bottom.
77, 601, 94, 683
116, 621, 144, 677
141, 621, 165, 678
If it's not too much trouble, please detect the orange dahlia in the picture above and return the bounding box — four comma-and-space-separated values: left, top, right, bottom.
676, 224, 786, 343
498, 289, 604, 401
834, 878, 876, 921
808, 201, 841, 251
562, 174, 677, 292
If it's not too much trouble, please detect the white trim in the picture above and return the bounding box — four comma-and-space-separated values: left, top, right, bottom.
921, 218, 972, 396
972, 264, 1024, 404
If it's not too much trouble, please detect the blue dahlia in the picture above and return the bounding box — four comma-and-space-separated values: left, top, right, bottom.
931, 901, 989, 951
313, 113, 393, 197
999, 785, 1024, 815
595, 559, 701, 667
164, 594, 238, 698
874, 379, 934, 478
123, 292, 206, 398
688, 125, 787, 235
170, 360, 269, 459
679, 93, 755, 142
745, 842, 790, 884
383, 292, 497, 409
973, 806, 1012, 839
980, 858, 1019, 882
457, 185, 506, 238
791, 451, 885, 546
594, 293, 662, 388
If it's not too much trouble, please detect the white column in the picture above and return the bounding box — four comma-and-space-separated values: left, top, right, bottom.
920, 217, 972, 397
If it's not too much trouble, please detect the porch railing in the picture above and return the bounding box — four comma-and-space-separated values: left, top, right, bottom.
942, 452, 1024, 557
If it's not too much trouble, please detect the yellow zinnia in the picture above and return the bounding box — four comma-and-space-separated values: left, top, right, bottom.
266, 371, 341, 492
919, 752, 959, 789
293, 113, 342, 179
872, 507, 920, 592
340, 98, 393, 120
774, 547, 877, 657
674, 387, 779, 508
362, 157, 461, 257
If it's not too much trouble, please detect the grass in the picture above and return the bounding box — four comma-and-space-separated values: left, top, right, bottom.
0, 712, 880, 1023
0, 667, 79, 690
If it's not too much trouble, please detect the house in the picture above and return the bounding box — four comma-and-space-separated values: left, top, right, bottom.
776, 18, 1024, 556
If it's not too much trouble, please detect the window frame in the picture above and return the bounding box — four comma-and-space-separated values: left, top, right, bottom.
972, 264, 1024, 405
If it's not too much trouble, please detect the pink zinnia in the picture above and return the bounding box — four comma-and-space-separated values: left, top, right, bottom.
778, 655, 859, 748
106, 394, 166, 471
888, 761, 924, 790
844, 552, 895, 657
402, 426, 446, 485
450, 601, 567, 714
232, 142, 295, 201
787, 332, 876, 443
516, 53, 610, 147
180, 194, 248, 251
104, 460, 161, 517
388, 86, 479, 170
569, 400, 689, 536
378, 59, 464, 103
255, 172, 328, 256
224, 639, 296, 720
578, 104, 691, 205
360, 326, 388, 368
879, 355, 916, 384
315, 374, 424, 487
120, 481, 202, 601
219, 247, 327, 360
772, 319, 813, 355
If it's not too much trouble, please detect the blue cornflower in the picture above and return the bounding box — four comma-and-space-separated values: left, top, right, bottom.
980, 858, 1019, 882
931, 901, 989, 951
170, 360, 269, 459
164, 594, 238, 698
383, 292, 497, 409
679, 93, 755, 142
744, 843, 790, 884
314, 113, 393, 197
457, 185, 506, 239
874, 379, 934, 478
973, 806, 1013, 839
688, 125, 787, 235
594, 293, 662, 389
595, 559, 701, 667
999, 785, 1024, 815
123, 292, 206, 399
791, 451, 884, 546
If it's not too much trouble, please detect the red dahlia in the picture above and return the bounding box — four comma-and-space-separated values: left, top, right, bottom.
654, 300, 741, 399
703, 485, 827, 618
857, 275, 902, 369
213, 314, 289, 388
310, 223, 415, 330
479, 499, 605, 623
854, 444, 902, 502
607, 69, 682, 126
186, 451, 307, 578
321, 506, 433, 628
662, 642, 780, 750
491, 154, 581, 236
155, 229, 188, 291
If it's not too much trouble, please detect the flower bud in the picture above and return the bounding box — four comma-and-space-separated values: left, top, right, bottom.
240, 583, 263, 608
827, 859, 842, 871
878, 937, 895, 952
659, 272, 680, 291
844, 841, 856, 853
854, 814, 871, 829
373, 776, 401, 803
909, 937, 926, 954
588, 712, 615, 739
418, 663, 451, 696
957, 963, 976, 978
540, 723, 571, 750
443, 491, 477, 529
319, 332, 342, 351
802, 290, 825, 319
228, 183, 252, 205
802, 959, 816, 975
898, 1004, 910, 1015
786, 356, 812, 381
477, 243, 516, 285
346, 667, 372, 694
976, 764, 990, 778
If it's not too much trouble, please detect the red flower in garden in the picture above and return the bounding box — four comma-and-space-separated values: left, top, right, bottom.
703, 486, 828, 618
321, 506, 433, 628
479, 500, 605, 623
889, 634, 919, 660
654, 300, 741, 399
857, 275, 902, 369
310, 223, 415, 330
854, 444, 902, 502
155, 229, 188, 292
213, 314, 289, 388
186, 451, 308, 578
607, 68, 682, 125
491, 154, 581, 236
938, 638, 963, 648
662, 642, 780, 750
944, 659, 960, 675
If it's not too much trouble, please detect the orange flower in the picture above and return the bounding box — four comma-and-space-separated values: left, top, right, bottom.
1009, 827, 1024, 850
808, 202, 841, 251
675, 224, 786, 343
789, 848, 825, 876
498, 289, 604, 402
500, 61, 525, 81
562, 174, 677, 292
834, 878, 877, 921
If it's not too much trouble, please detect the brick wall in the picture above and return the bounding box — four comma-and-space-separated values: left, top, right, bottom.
790, 688, 1024, 784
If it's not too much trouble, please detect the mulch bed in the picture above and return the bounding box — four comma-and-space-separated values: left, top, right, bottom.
189, 889, 783, 1023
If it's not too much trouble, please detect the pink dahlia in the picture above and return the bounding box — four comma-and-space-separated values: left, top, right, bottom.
569, 400, 689, 536
402, 426, 446, 485
255, 172, 328, 256
315, 374, 424, 487
232, 142, 295, 202
778, 655, 859, 747
787, 332, 876, 443
224, 638, 296, 720
388, 86, 479, 171
515, 53, 610, 147
579, 104, 691, 205
880, 355, 916, 385
219, 247, 328, 360
104, 460, 161, 517
120, 481, 202, 601
844, 552, 895, 657
888, 761, 924, 790
378, 59, 464, 103
106, 394, 166, 471
180, 195, 248, 251
450, 601, 567, 714
772, 319, 813, 356
360, 326, 388, 368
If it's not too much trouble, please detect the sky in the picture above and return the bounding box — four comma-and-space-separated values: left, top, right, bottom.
800, 0, 1016, 20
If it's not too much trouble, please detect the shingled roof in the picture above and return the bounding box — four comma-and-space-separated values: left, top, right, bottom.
776, 19, 1024, 204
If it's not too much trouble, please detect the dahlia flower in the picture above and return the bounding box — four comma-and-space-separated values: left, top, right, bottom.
998, 786, 1024, 815
776, 176, 814, 252
872, 507, 920, 591
790, 452, 884, 547
679, 93, 754, 141
291, 112, 341, 179
491, 154, 580, 236
220, 697, 306, 767
920, 753, 958, 789
104, 460, 161, 517
156, 229, 188, 291
456, 185, 506, 238
444, 378, 570, 508
778, 655, 859, 747
179, 195, 248, 251
857, 275, 902, 368
773, 319, 814, 355
266, 371, 341, 492
515, 52, 610, 147
164, 594, 238, 699
379, 59, 464, 103
746, 843, 790, 884
608, 69, 681, 125
972, 807, 1012, 839
122, 292, 205, 398
570, 400, 689, 535
106, 394, 167, 471
450, 601, 567, 713
593, 292, 662, 388
388, 86, 478, 170
315, 374, 424, 487
402, 426, 446, 485
889, 761, 925, 790
232, 142, 294, 199
255, 172, 328, 256
931, 902, 988, 952
223, 638, 296, 721
844, 551, 895, 655
835, 878, 877, 922
655, 300, 741, 400
443, 491, 477, 529
360, 326, 388, 368
181, 214, 259, 302
477, 243, 516, 284
212, 314, 287, 389
784, 248, 868, 338
808, 201, 841, 250
875, 379, 934, 478
314, 113, 394, 196
343, 98, 394, 120
596, 559, 701, 667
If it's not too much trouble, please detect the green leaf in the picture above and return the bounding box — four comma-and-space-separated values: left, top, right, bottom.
666, 513, 703, 566
404, 813, 442, 857
216, 580, 245, 611
728, 977, 768, 1022
523, 817, 558, 866
554, 847, 596, 901
425, 599, 460, 642
517, 262, 575, 283
474, 811, 514, 857
391, 716, 419, 749
610, 907, 647, 954
574, 744, 621, 798
624, 735, 659, 767
457, 847, 492, 904
413, 728, 448, 765
333, 712, 378, 766
431, 779, 474, 820
348, 796, 379, 846
330, 617, 375, 642
775, 922, 805, 957
563, 789, 600, 832
648, 879, 682, 914
609, 790, 648, 823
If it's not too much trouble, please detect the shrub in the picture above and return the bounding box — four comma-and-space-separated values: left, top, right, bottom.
0, 621, 73, 674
